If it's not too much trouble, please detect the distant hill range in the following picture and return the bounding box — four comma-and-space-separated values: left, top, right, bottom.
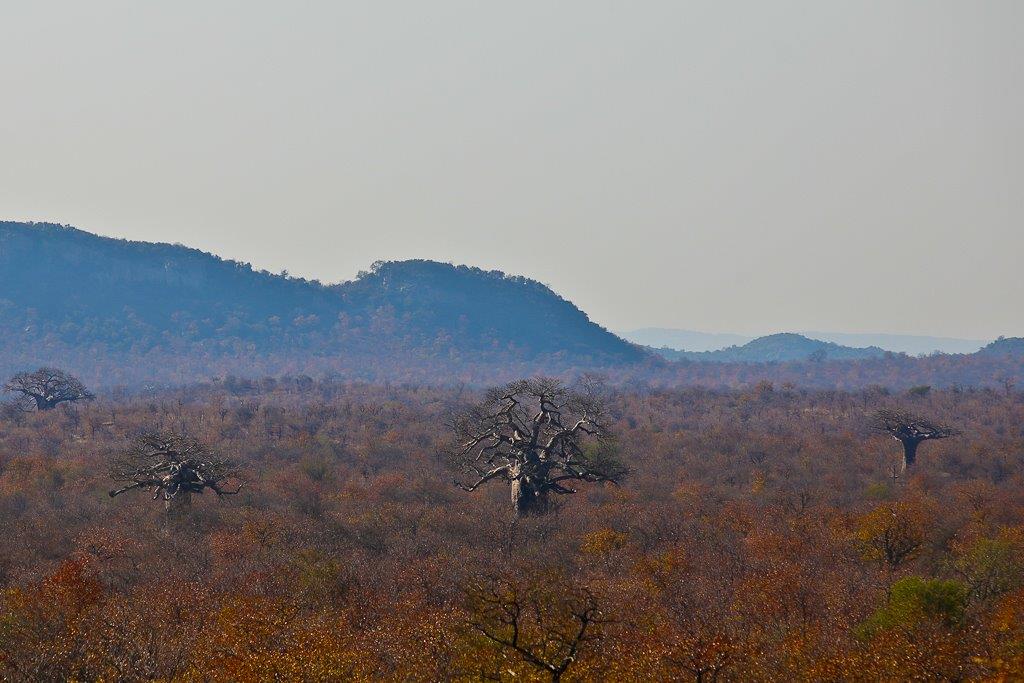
0, 222, 1020, 388
0, 222, 642, 383
623, 328, 989, 355
646, 333, 888, 363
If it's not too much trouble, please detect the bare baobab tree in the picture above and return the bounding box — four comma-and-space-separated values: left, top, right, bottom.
109, 432, 242, 517
4, 367, 94, 411
450, 377, 626, 517
870, 409, 961, 473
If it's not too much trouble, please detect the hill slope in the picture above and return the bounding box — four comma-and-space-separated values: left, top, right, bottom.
337, 259, 639, 360
649, 333, 888, 363
0, 222, 643, 380
977, 337, 1024, 357
0, 222, 342, 348
622, 327, 987, 355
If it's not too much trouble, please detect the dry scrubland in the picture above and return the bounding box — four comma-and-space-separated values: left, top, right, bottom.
2, 379, 1024, 680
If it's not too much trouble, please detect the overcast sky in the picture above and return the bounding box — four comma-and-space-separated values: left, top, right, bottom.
2, 2, 1020, 338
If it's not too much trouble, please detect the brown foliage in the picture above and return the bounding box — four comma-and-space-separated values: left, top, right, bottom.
0, 381, 1022, 679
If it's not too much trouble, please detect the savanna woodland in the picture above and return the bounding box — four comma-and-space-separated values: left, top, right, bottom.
2, 0, 1021, 675
2, 368, 1024, 681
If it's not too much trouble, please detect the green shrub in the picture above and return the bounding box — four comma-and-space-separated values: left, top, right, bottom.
857, 577, 968, 640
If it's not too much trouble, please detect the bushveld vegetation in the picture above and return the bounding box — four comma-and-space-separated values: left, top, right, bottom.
1, 376, 1023, 680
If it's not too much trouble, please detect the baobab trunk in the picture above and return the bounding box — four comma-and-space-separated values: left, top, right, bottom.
165, 490, 192, 519
899, 438, 921, 473
511, 477, 546, 517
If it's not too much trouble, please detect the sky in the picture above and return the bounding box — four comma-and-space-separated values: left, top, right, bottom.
1, 1, 1021, 339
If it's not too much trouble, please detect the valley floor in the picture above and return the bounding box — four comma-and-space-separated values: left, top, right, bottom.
1, 380, 1023, 680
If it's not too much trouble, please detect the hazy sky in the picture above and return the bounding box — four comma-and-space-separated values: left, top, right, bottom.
2, 2, 1021, 338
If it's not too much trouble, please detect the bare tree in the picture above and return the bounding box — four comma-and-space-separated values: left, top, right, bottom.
869, 409, 961, 473
109, 432, 242, 517
464, 574, 607, 683
450, 377, 625, 517
4, 367, 94, 411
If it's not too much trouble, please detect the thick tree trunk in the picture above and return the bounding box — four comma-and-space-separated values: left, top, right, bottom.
900, 438, 921, 473
165, 490, 192, 519
511, 478, 546, 517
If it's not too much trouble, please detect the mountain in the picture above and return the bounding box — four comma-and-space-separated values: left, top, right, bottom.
649, 333, 888, 363
0, 222, 343, 345
621, 327, 988, 355
0, 222, 644, 381
334, 259, 643, 360
3, 221, 1016, 389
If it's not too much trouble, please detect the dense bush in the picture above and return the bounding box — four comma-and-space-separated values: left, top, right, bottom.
0, 381, 1022, 679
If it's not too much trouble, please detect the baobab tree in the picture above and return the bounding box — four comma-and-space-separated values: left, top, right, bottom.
4, 367, 94, 411
870, 409, 961, 473
109, 432, 242, 517
450, 377, 626, 517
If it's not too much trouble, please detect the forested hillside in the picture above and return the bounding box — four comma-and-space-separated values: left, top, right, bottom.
650, 333, 887, 363
0, 223, 642, 382
1, 222, 1022, 390
980, 337, 1024, 357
